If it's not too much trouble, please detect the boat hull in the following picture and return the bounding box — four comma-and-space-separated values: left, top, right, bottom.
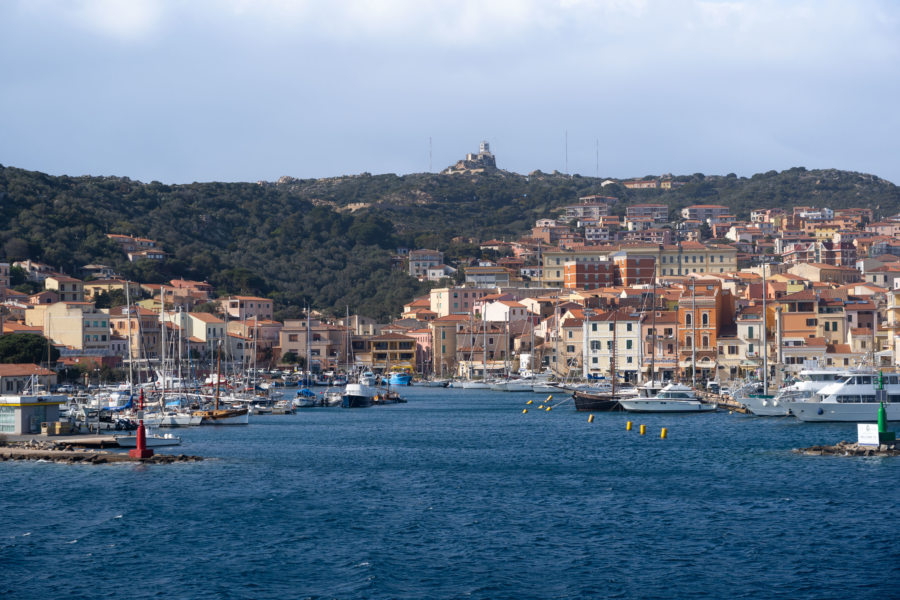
115, 434, 181, 448
145, 413, 202, 427
342, 383, 375, 408
341, 394, 373, 408
193, 408, 250, 425
785, 401, 900, 422
618, 399, 717, 413
572, 391, 622, 412
742, 395, 789, 417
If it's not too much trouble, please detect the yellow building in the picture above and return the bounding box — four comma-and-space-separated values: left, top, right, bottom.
25, 302, 110, 352
542, 242, 738, 286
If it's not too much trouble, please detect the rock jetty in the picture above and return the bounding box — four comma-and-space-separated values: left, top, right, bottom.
0, 440, 202, 464
793, 441, 899, 457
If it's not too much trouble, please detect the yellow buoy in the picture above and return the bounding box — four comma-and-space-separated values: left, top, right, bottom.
545, 406, 552, 411
588, 414, 594, 423
626, 421, 632, 431
661, 427, 668, 439
538, 405, 544, 409
526, 400, 533, 405
522, 409, 528, 414
640, 424, 646, 435
546, 395, 553, 403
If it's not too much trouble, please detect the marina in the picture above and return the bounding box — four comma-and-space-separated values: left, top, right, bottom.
2, 386, 898, 600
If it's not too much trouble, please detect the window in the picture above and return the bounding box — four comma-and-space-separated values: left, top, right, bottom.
748, 343, 755, 354
686, 314, 692, 326
568, 331, 573, 338
626, 323, 632, 332
701, 313, 709, 326
806, 318, 817, 326
288, 334, 298, 342
702, 335, 709, 348
626, 340, 633, 349
609, 323, 614, 331
567, 345, 575, 353
606, 341, 612, 350
441, 330, 446, 340
590, 341, 601, 350
592, 357, 598, 364
592, 323, 597, 332
748, 326, 754, 338
728, 345, 737, 355
685, 336, 692, 347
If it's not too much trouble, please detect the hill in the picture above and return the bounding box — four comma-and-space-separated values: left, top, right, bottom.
1, 164, 897, 320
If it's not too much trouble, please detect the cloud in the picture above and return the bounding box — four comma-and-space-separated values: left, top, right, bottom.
29, 0, 165, 41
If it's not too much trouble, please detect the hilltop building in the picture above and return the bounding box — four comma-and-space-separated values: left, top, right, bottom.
443, 141, 497, 175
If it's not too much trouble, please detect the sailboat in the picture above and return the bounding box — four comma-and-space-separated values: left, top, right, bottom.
192, 342, 250, 425
573, 308, 625, 411
461, 318, 492, 388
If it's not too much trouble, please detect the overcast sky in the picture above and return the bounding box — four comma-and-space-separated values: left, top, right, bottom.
1, 0, 898, 184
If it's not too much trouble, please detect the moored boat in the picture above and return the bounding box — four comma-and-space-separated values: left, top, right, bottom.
618, 383, 717, 413
342, 383, 376, 408
783, 372, 900, 422
115, 432, 182, 447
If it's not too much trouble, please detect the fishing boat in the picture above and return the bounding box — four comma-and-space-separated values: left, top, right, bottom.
388, 371, 412, 386
618, 383, 717, 413
783, 372, 900, 422
341, 382, 376, 408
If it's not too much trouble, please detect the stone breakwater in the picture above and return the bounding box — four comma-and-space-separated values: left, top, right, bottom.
0, 440, 203, 464
793, 440, 899, 457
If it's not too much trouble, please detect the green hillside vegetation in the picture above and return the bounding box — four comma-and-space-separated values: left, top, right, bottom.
1, 164, 897, 320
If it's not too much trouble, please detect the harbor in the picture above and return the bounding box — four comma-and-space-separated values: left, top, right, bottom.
2, 386, 898, 600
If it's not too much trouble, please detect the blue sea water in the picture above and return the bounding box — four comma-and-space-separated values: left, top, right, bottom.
2, 387, 898, 600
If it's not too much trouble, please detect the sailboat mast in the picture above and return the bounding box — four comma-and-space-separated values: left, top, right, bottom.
762, 261, 768, 393
160, 289, 166, 401
482, 316, 487, 381
125, 282, 133, 395
651, 245, 659, 383
214, 341, 221, 411
611, 308, 617, 395
306, 305, 311, 384
691, 278, 697, 389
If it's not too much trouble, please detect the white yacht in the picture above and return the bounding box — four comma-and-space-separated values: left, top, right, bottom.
783, 372, 900, 422
744, 369, 856, 417
618, 383, 717, 413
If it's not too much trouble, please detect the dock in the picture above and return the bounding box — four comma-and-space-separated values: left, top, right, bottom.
698, 392, 750, 414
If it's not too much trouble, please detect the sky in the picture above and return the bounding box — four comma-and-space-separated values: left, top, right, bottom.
1, 0, 898, 184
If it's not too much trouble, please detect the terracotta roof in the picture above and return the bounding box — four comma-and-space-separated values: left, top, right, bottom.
0, 363, 55, 376
827, 343, 853, 354
779, 290, 817, 301
432, 315, 471, 323
190, 312, 224, 323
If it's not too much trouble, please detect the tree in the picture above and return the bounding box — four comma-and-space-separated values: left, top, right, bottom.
0, 333, 59, 364
9, 265, 26, 286
281, 351, 299, 365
